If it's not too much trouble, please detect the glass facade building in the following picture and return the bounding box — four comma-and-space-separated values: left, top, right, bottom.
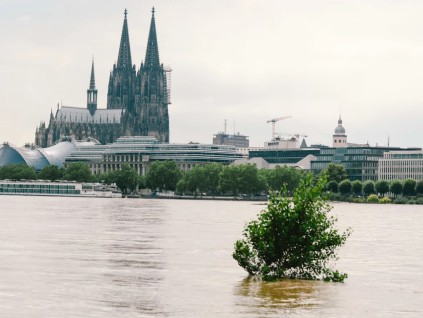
249, 148, 320, 165
311, 146, 421, 181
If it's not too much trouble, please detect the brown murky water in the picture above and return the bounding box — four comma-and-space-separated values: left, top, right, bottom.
0, 196, 422, 317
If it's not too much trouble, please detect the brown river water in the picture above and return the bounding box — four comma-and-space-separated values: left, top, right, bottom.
0, 196, 422, 317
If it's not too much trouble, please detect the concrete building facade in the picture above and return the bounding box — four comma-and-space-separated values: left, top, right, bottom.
378, 150, 423, 181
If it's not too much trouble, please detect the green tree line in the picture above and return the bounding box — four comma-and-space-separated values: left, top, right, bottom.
0, 162, 309, 196
323, 163, 423, 198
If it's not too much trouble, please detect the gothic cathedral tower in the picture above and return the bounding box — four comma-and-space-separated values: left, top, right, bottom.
135, 8, 170, 142
107, 9, 136, 112
35, 9, 171, 147
87, 58, 97, 115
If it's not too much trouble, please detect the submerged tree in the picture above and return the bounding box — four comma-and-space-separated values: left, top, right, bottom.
233, 174, 350, 282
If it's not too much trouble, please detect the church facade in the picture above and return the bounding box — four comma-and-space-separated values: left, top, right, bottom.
35, 8, 171, 147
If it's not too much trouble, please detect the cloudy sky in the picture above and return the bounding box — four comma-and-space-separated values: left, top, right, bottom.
1, 0, 423, 148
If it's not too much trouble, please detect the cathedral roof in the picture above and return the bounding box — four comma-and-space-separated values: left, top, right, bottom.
55, 107, 124, 124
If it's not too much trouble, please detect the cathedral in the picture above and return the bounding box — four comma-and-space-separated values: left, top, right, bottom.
35, 8, 171, 147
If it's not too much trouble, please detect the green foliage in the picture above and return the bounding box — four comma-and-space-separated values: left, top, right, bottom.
38, 165, 64, 181
415, 180, 423, 195
175, 178, 187, 195
393, 197, 407, 204
379, 196, 391, 204
180, 163, 224, 196
0, 164, 37, 180
367, 194, 379, 203
114, 164, 138, 193
237, 164, 267, 196
326, 181, 339, 193
201, 163, 224, 195
138, 175, 146, 189
323, 163, 348, 183
390, 180, 403, 197
219, 165, 241, 195
63, 162, 92, 182
363, 181, 375, 196
327, 192, 342, 201
352, 180, 362, 196
403, 179, 416, 196
375, 180, 389, 196
264, 166, 305, 192
338, 180, 352, 195
233, 174, 350, 282
218, 164, 267, 196
145, 161, 182, 191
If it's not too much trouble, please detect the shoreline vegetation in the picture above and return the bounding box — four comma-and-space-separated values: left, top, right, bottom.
1, 162, 423, 204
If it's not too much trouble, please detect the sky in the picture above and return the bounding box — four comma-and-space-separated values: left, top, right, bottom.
1, 0, 423, 148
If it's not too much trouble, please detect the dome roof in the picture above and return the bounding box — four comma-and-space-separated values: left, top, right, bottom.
0, 138, 99, 171
334, 117, 346, 135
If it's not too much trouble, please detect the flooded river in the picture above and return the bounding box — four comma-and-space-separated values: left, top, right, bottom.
0, 196, 422, 317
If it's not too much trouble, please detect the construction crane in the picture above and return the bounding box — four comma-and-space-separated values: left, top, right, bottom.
267, 116, 292, 140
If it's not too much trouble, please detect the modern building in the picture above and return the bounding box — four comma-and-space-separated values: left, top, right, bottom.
248, 148, 320, 169
213, 132, 249, 148
311, 146, 421, 181
0, 138, 99, 171
64, 136, 243, 176
35, 8, 171, 147
378, 150, 423, 181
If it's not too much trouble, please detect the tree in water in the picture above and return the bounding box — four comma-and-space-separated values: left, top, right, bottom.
233, 174, 351, 282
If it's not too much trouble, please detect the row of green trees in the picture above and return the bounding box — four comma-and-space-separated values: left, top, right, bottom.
175, 163, 306, 196
0, 161, 305, 196
323, 163, 423, 197
327, 179, 423, 197
4, 161, 423, 198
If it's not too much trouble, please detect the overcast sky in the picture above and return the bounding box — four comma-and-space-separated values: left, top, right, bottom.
1, 0, 423, 148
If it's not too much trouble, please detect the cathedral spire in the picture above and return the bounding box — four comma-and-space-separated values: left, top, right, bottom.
89, 57, 96, 89
87, 58, 98, 115
144, 7, 160, 68
117, 8, 132, 69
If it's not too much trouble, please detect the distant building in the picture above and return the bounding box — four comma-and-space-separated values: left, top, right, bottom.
378, 150, 423, 181
310, 115, 422, 180
213, 132, 249, 148
311, 146, 421, 181
248, 148, 320, 170
65, 136, 243, 175
36, 9, 171, 147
